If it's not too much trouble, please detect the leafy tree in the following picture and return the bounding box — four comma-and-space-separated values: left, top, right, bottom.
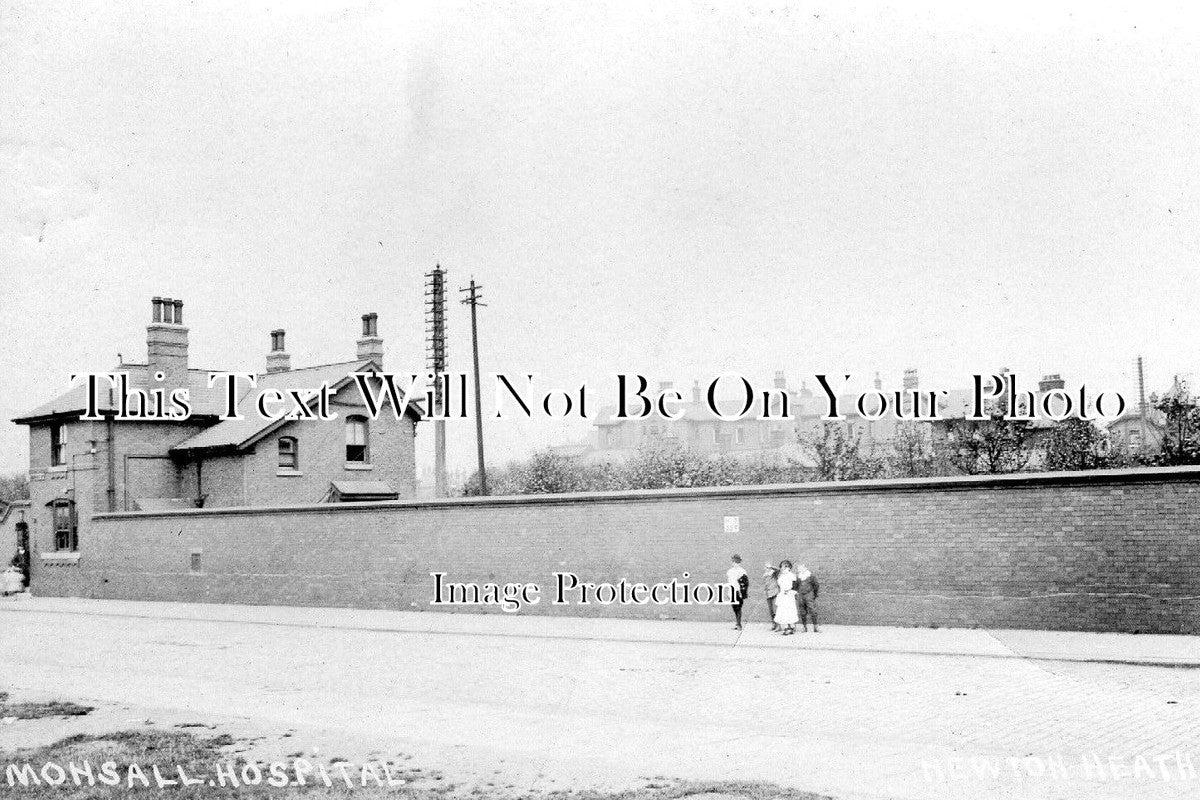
799, 423, 884, 481
619, 440, 715, 489
940, 407, 1032, 475
1042, 417, 1111, 471
1151, 379, 1200, 466
460, 441, 812, 496
886, 422, 940, 478
462, 452, 616, 496
0, 472, 29, 505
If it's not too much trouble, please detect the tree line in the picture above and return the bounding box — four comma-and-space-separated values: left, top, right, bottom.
463, 387, 1200, 495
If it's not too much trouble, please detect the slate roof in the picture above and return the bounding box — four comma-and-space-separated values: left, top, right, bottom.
171, 359, 422, 453
328, 480, 399, 500
13, 364, 230, 422
15, 358, 425, 454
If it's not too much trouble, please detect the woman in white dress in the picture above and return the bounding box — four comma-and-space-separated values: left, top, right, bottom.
774, 560, 799, 634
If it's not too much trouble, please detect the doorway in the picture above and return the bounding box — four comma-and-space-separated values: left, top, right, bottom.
15, 521, 30, 589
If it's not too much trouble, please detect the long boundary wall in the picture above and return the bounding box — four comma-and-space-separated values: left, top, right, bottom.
35, 466, 1200, 633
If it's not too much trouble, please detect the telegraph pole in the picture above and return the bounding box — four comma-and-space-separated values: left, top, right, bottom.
1136, 355, 1147, 443
460, 278, 488, 495
424, 265, 448, 496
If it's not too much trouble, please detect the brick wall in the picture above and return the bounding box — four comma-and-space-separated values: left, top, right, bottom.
42, 466, 1200, 634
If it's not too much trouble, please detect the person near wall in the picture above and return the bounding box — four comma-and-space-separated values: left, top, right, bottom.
762, 563, 780, 631
773, 560, 799, 635
795, 563, 820, 632
726, 554, 750, 631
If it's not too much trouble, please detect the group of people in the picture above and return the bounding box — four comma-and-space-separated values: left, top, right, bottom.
726, 554, 819, 634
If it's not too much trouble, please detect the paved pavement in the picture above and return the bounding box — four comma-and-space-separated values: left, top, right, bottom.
2, 596, 1198, 799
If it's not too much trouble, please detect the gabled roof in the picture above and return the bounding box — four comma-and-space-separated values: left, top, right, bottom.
169, 360, 422, 454
13, 364, 230, 423
1103, 408, 1167, 431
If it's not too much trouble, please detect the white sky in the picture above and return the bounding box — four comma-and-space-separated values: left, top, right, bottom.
2, 1, 1199, 475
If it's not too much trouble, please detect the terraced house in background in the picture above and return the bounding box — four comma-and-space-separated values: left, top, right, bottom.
11, 297, 421, 582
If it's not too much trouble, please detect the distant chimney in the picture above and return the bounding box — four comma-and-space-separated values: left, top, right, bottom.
692, 380, 702, 403
356, 312, 384, 366
774, 370, 787, 390
1038, 374, 1065, 393
902, 368, 919, 392
266, 329, 291, 373
147, 296, 188, 392
873, 372, 882, 391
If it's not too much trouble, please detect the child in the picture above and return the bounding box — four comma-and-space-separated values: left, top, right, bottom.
773, 560, 799, 634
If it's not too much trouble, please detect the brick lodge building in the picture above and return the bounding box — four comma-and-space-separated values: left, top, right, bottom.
12, 297, 421, 581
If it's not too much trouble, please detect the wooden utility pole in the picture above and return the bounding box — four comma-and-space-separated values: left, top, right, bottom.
460, 278, 488, 494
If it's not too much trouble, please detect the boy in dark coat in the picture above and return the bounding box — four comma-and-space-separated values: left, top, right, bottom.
795, 564, 819, 632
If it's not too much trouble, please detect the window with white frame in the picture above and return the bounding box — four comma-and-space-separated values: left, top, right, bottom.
50, 423, 67, 467
278, 436, 299, 470
345, 416, 369, 463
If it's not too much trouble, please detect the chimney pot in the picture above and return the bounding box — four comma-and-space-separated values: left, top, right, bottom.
356, 313, 384, 366
146, 295, 188, 390
266, 329, 291, 373
1038, 373, 1065, 393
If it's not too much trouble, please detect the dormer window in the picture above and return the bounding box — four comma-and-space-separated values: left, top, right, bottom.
50, 423, 67, 467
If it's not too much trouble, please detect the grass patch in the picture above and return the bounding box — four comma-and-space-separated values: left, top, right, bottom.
0, 700, 93, 720
2, 729, 833, 799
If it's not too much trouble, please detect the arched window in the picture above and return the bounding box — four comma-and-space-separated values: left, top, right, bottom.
278, 436, 299, 470
345, 416, 369, 463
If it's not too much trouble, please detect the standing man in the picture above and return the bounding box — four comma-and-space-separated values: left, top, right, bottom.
763, 563, 780, 631
796, 563, 819, 632
726, 554, 750, 631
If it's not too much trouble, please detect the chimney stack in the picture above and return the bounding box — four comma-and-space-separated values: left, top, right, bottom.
873, 372, 883, 391
902, 368, 919, 392
356, 312, 384, 366
1038, 374, 1065, 393
266, 329, 291, 373
147, 296, 189, 392
692, 380, 702, 403
774, 370, 787, 390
